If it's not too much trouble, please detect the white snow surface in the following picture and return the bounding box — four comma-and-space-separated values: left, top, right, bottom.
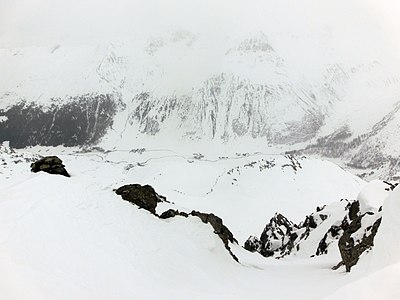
357, 180, 390, 212
370, 186, 400, 269
1, 146, 399, 299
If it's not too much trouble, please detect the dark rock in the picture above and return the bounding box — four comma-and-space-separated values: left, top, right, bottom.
320, 214, 328, 221
348, 201, 360, 221
316, 225, 343, 256
246, 197, 384, 273
179, 211, 189, 218
332, 261, 344, 270
330, 225, 341, 238
245, 210, 330, 258
115, 184, 166, 214
302, 215, 318, 229
190, 210, 237, 245
316, 233, 329, 256
318, 199, 382, 271
383, 181, 398, 191
338, 215, 382, 272
159, 209, 180, 219
159, 208, 239, 262
257, 213, 298, 257
244, 236, 262, 252
116, 185, 239, 262
316, 200, 362, 257
30, 156, 70, 177
281, 154, 303, 172
298, 211, 329, 242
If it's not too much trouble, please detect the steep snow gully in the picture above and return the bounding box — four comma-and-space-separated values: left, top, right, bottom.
1, 144, 399, 299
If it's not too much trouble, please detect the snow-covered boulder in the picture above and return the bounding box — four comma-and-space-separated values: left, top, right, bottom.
357, 180, 390, 212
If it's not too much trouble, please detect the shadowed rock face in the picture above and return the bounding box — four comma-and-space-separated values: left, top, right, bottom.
0, 94, 118, 148
30, 156, 70, 177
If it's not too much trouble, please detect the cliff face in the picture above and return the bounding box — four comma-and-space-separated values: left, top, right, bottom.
128, 73, 328, 143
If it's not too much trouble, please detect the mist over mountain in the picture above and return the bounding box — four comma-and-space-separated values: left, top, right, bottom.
2, 0, 400, 178
1, 1, 399, 149
1, 1, 400, 299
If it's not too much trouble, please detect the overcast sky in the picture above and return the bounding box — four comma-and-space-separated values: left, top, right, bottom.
0, 0, 398, 43
0, 0, 399, 68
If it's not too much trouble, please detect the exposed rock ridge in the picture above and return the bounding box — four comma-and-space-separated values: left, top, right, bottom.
245, 195, 387, 272
160, 209, 239, 262
114, 184, 239, 262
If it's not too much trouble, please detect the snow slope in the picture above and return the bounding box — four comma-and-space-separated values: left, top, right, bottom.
370, 185, 400, 269
0, 145, 388, 299
1, 0, 400, 296
324, 262, 400, 300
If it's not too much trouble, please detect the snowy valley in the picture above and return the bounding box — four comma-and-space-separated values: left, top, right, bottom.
1, 0, 400, 299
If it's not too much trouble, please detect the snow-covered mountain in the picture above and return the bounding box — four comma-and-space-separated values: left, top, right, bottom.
1, 31, 400, 178
2, 1, 400, 297
1, 0, 400, 180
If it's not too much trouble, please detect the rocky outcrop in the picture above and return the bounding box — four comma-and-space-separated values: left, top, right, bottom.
316, 199, 382, 272
316, 224, 342, 256
30, 156, 70, 177
115, 184, 166, 214
160, 208, 239, 262
190, 211, 238, 251
159, 209, 183, 219
244, 236, 262, 253
337, 206, 382, 272
245, 208, 329, 258
246, 198, 384, 272
115, 186, 239, 262
257, 213, 298, 257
